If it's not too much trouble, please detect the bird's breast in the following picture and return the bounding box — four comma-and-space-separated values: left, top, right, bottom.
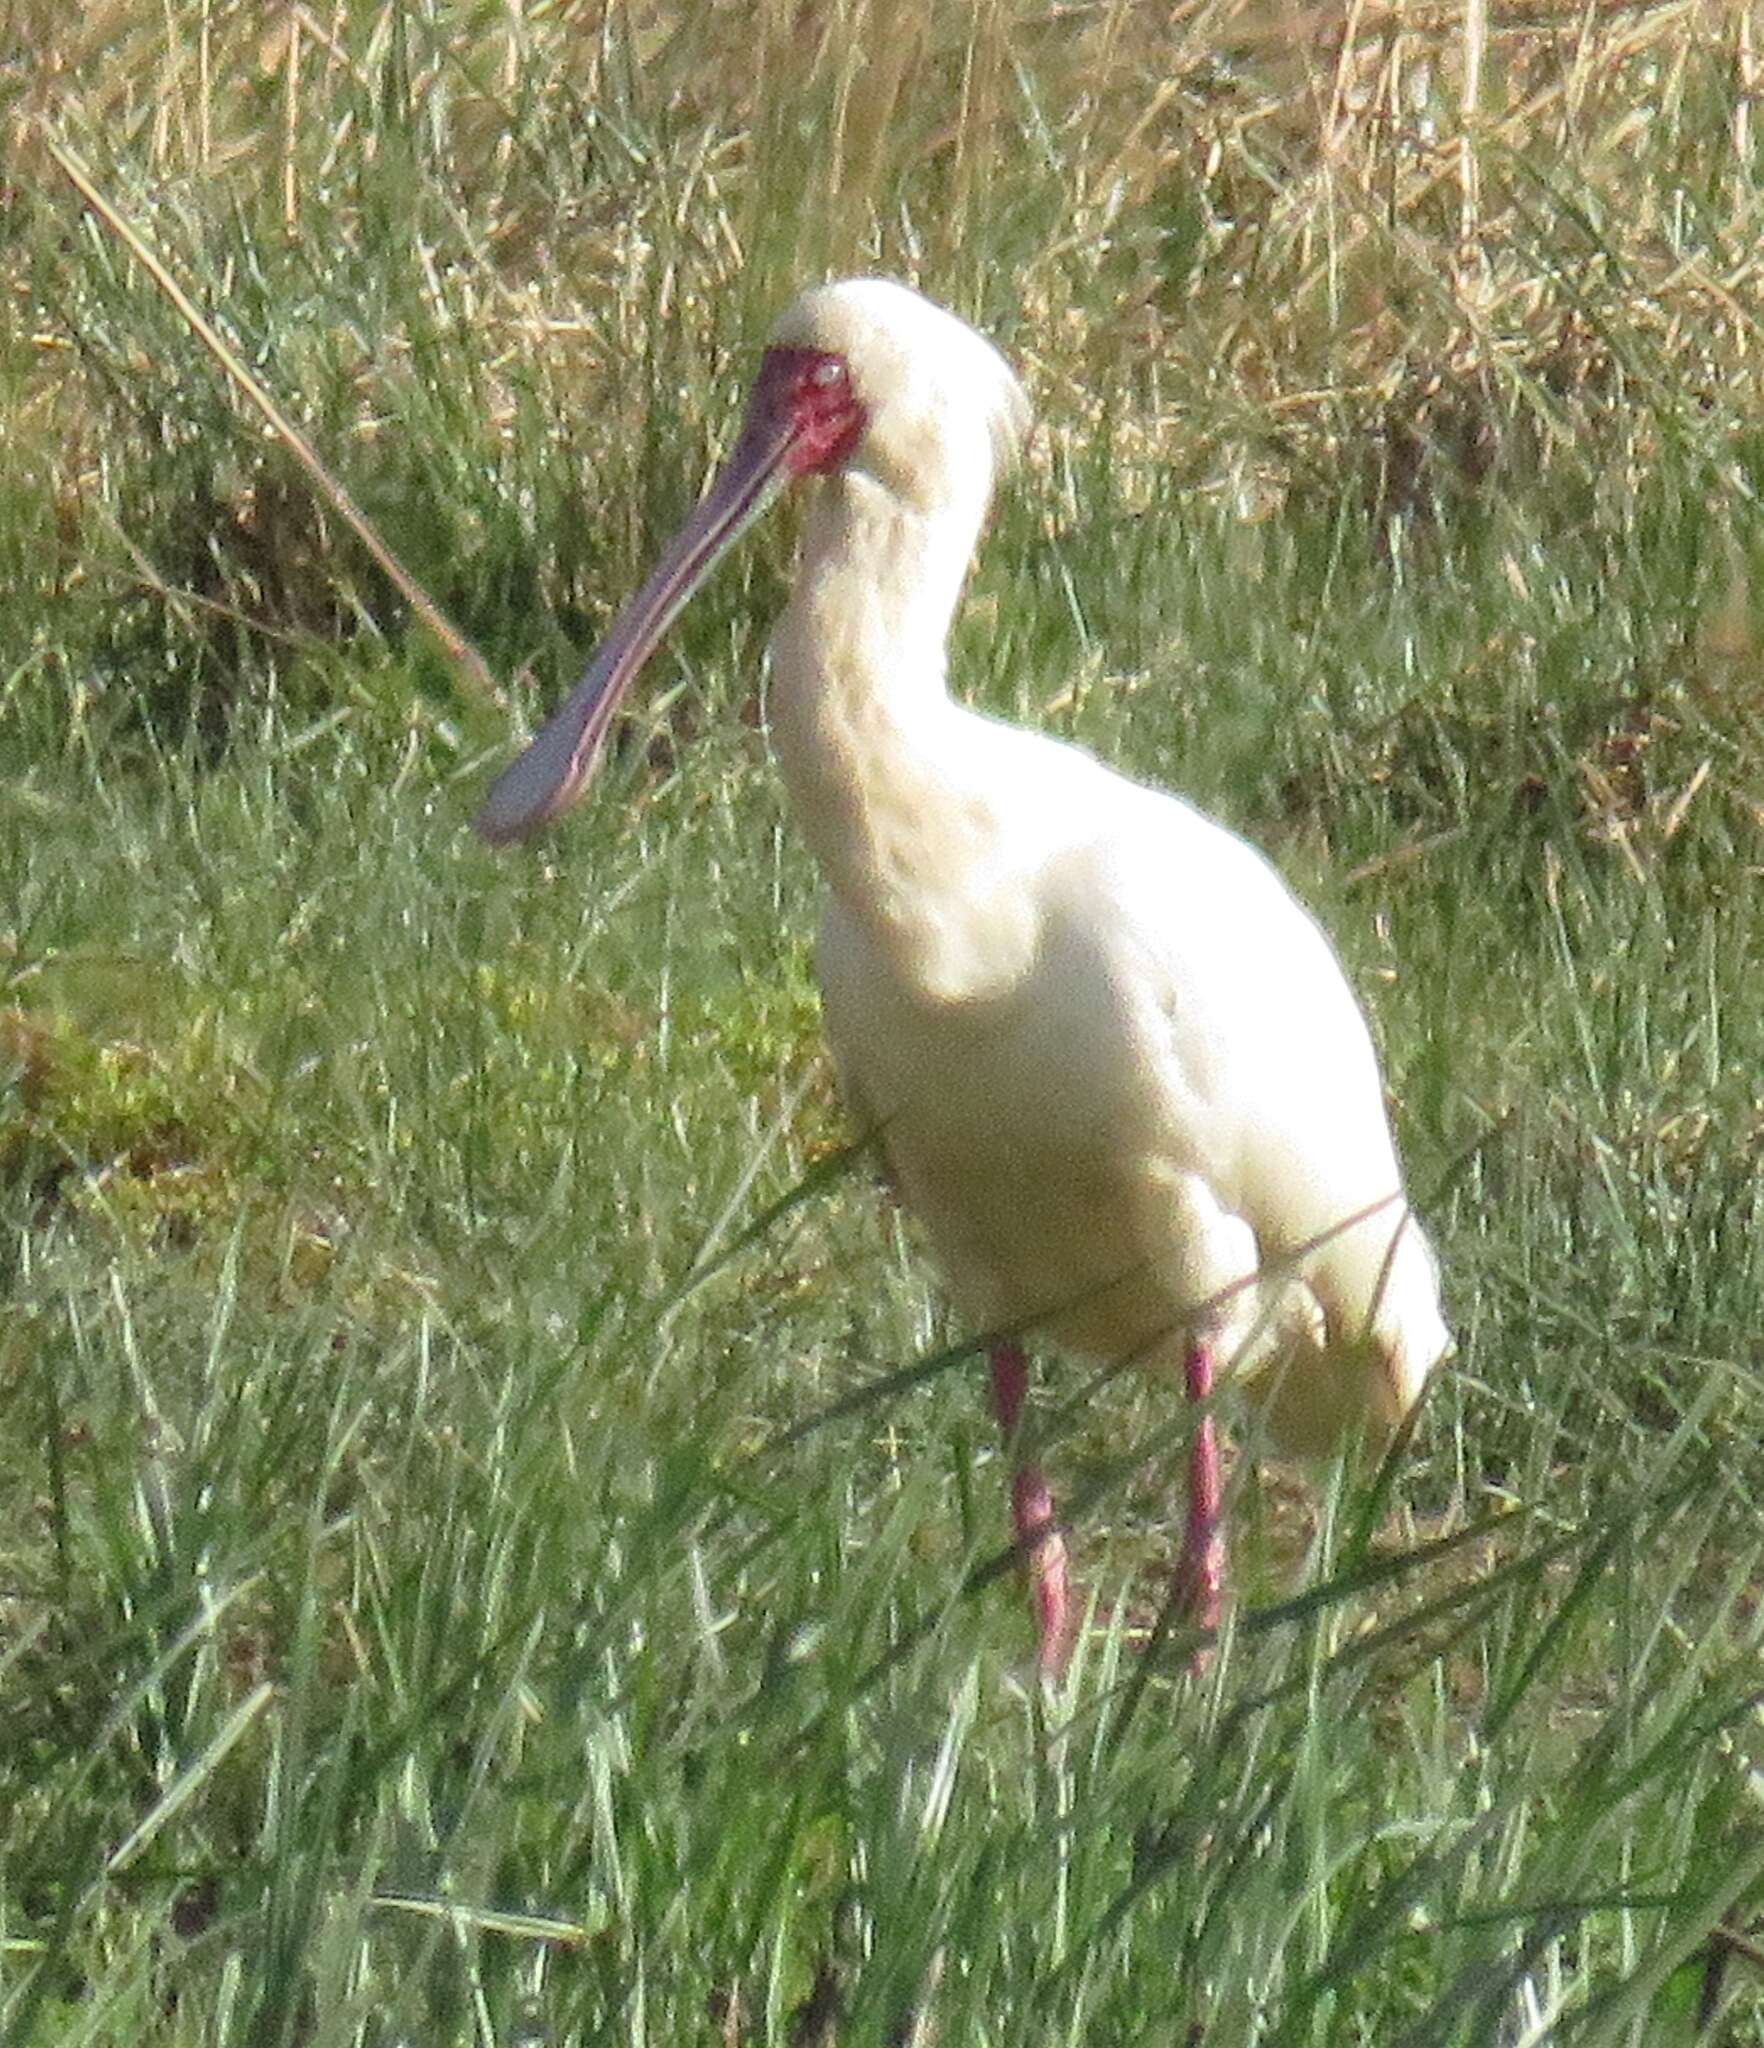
816, 893, 1236, 1360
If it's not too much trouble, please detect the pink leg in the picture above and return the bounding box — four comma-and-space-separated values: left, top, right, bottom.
987, 1343, 1071, 1676
1172, 1339, 1222, 1641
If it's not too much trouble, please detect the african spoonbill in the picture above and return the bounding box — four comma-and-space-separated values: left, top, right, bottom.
477, 278, 1450, 1675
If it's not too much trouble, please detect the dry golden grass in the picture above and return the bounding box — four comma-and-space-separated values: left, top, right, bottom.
0, 0, 1756, 870
11, 2, 1760, 473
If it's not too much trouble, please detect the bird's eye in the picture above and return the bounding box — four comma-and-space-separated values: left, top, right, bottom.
811, 359, 844, 387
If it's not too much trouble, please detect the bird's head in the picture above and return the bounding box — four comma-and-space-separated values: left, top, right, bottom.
475, 279, 1028, 844
762, 278, 1029, 514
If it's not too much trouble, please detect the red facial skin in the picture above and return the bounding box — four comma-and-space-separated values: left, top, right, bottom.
751, 346, 868, 476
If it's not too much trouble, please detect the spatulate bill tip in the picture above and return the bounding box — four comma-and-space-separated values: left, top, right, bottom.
471, 802, 536, 847
473, 724, 598, 846
473, 780, 578, 847
473, 778, 550, 847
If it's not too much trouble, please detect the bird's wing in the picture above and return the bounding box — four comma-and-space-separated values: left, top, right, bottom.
1054, 777, 1447, 1395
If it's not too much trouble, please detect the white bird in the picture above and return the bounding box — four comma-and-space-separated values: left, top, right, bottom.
477, 278, 1450, 1675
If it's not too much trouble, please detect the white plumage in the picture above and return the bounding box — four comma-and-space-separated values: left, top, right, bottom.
479, 277, 1450, 1670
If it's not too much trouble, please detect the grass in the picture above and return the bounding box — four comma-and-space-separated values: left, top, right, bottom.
4, 0, 1764, 2040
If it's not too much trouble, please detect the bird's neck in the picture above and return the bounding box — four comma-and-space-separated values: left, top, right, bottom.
767, 472, 1034, 1004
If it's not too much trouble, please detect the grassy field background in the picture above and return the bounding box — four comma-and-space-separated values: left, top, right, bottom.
5, 1, 1764, 2040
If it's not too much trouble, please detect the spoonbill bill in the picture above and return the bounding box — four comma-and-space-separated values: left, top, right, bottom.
477, 278, 1450, 1675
